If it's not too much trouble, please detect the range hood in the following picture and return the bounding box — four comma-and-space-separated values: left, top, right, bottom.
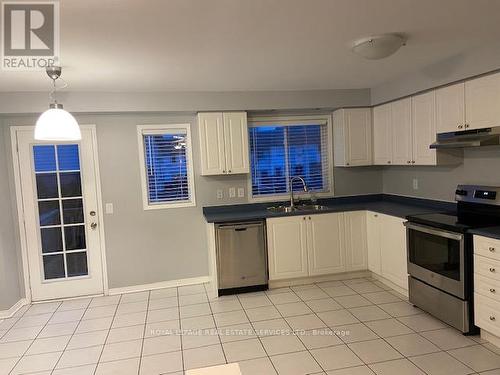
430, 127, 500, 149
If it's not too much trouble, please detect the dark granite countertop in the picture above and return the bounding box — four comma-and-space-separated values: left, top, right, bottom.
469, 226, 500, 240
203, 194, 456, 223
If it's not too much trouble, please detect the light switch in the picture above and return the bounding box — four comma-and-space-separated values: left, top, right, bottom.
237, 187, 245, 198
105, 203, 114, 214
217, 189, 224, 199
229, 187, 236, 198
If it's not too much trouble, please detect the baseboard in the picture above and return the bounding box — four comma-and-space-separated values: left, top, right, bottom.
482, 330, 500, 349
0, 298, 28, 319
108, 276, 211, 295
370, 273, 409, 297
268, 271, 371, 289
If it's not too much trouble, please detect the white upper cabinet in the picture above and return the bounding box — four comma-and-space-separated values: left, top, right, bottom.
333, 108, 372, 167
436, 82, 466, 133
465, 73, 500, 130
198, 112, 249, 176
412, 91, 437, 165
198, 112, 226, 175
373, 103, 393, 165
222, 112, 250, 174
391, 98, 413, 165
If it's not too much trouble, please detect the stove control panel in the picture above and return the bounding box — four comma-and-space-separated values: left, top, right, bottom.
456, 185, 500, 205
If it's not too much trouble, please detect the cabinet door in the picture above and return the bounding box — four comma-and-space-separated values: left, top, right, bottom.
436, 82, 465, 133
307, 213, 346, 276
379, 214, 408, 290
391, 98, 413, 165
373, 104, 393, 165
465, 73, 500, 130
333, 110, 347, 167
344, 211, 368, 271
345, 109, 373, 166
412, 91, 437, 165
267, 216, 308, 280
198, 112, 226, 175
223, 112, 249, 174
366, 211, 381, 274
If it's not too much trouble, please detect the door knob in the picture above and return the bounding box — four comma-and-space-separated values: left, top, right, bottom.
90, 222, 98, 230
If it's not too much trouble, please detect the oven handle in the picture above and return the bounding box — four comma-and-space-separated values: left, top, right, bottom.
404, 222, 464, 241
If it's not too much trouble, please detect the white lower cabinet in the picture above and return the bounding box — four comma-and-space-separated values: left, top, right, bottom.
308, 212, 346, 276
344, 211, 368, 272
366, 211, 408, 290
474, 235, 500, 343
267, 216, 309, 280
267, 211, 369, 281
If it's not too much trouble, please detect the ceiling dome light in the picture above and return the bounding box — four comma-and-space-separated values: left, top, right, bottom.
35, 66, 81, 141
351, 33, 407, 60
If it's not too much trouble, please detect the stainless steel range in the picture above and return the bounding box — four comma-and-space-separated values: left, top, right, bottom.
405, 185, 500, 334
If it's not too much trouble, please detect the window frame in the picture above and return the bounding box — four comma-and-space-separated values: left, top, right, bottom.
247, 114, 334, 203
137, 124, 196, 210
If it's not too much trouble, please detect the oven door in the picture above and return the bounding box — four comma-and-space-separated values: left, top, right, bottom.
405, 222, 465, 299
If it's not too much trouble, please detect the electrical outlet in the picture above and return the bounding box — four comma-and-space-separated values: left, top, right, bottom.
237, 187, 245, 198
413, 178, 419, 190
229, 187, 236, 198
216, 189, 224, 199
105, 203, 114, 214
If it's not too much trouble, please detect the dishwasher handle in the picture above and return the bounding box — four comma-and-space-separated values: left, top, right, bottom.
217, 222, 264, 231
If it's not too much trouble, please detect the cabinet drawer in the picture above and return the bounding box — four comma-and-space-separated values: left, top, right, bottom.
474, 235, 500, 261
474, 255, 500, 282
475, 293, 500, 337
474, 273, 500, 303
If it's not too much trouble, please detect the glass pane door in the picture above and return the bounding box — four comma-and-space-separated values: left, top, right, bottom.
33, 144, 88, 281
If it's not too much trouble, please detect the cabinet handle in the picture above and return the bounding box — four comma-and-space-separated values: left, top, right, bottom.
309, 216, 311, 220
489, 247, 496, 252
458, 125, 463, 129
490, 288, 496, 293
465, 124, 470, 129
387, 161, 391, 164
222, 170, 226, 173
490, 316, 496, 321
407, 160, 411, 164
303, 217, 306, 220
228, 170, 232, 173
490, 267, 496, 273
346, 162, 350, 166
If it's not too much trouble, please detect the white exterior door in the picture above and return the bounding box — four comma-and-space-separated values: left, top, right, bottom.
373, 104, 393, 165
15, 126, 105, 301
307, 213, 345, 276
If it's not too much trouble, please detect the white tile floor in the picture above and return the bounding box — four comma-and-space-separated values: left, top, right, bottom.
1, 278, 500, 374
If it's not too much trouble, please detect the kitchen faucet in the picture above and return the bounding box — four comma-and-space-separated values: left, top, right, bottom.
290, 176, 308, 209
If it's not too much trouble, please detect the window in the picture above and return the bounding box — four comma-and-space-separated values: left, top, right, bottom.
137, 124, 196, 209
249, 117, 332, 199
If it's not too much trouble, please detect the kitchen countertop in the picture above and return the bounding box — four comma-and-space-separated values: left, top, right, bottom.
469, 226, 500, 240
203, 194, 456, 223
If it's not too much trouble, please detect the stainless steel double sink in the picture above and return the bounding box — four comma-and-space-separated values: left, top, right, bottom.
266, 204, 328, 214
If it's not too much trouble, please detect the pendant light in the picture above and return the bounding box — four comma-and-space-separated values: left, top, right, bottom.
35, 66, 81, 141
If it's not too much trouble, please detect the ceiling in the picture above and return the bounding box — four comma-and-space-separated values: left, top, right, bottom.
1, 0, 499, 92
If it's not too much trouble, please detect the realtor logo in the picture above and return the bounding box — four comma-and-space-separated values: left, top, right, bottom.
2, 1, 60, 70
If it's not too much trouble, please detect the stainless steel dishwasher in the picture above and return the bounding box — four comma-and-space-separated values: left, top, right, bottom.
216, 221, 268, 295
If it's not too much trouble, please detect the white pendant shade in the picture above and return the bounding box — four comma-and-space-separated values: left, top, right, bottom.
35, 107, 81, 141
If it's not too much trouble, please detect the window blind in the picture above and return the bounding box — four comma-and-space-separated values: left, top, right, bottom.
249, 122, 330, 197
143, 132, 192, 204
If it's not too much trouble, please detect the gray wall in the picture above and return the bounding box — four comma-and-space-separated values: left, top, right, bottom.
371, 45, 500, 105
0, 119, 22, 310
1, 106, 381, 294
383, 148, 500, 201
